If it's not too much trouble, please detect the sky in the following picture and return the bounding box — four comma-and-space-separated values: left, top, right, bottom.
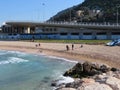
0, 0, 84, 25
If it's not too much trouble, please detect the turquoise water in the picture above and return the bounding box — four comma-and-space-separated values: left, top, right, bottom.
0, 50, 75, 90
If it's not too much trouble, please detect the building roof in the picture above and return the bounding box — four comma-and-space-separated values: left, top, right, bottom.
4, 21, 120, 30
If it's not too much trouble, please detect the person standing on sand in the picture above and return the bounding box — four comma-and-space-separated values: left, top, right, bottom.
35, 44, 38, 48
72, 44, 74, 50
38, 43, 41, 47
66, 45, 69, 51
80, 44, 83, 48
32, 36, 35, 42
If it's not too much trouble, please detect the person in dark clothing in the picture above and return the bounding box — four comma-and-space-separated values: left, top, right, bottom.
35, 44, 38, 47
38, 43, 41, 46
66, 45, 69, 51
80, 44, 83, 48
32, 36, 35, 42
72, 44, 74, 50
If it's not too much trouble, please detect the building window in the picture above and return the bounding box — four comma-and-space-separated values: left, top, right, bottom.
71, 33, 79, 35
60, 33, 68, 35
97, 32, 106, 35
46, 28, 48, 31
112, 32, 120, 35
50, 28, 52, 31
54, 28, 57, 31
84, 33, 92, 35
42, 29, 45, 32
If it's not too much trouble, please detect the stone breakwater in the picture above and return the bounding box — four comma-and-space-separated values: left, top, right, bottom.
52, 62, 120, 90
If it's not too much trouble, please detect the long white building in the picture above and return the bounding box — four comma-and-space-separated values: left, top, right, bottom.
1, 21, 120, 40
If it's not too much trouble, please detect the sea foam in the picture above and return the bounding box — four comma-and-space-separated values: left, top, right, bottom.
0, 57, 28, 65
45, 55, 78, 63
7, 51, 27, 56
56, 75, 74, 86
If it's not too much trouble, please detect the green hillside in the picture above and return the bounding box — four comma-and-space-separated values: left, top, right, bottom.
49, 0, 120, 23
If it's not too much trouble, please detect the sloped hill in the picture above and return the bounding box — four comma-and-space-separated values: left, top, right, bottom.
49, 0, 120, 23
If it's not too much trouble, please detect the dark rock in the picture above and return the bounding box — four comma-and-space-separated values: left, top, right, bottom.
63, 61, 112, 78
63, 63, 83, 78
111, 67, 117, 72
90, 69, 102, 75
83, 61, 92, 73
100, 65, 110, 73
82, 62, 102, 76
51, 80, 58, 86
91, 64, 100, 70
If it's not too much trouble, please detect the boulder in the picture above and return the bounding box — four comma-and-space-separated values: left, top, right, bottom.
106, 77, 120, 90
100, 65, 110, 73
78, 83, 112, 90
113, 70, 120, 79
81, 78, 95, 84
95, 74, 107, 83
82, 62, 100, 76
83, 61, 92, 73
57, 88, 76, 90
111, 67, 118, 72
63, 63, 83, 78
64, 61, 111, 78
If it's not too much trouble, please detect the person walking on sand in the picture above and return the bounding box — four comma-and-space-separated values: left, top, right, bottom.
35, 44, 38, 48
72, 44, 74, 50
38, 43, 41, 47
66, 45, 69, 51
80, 44, 83, 48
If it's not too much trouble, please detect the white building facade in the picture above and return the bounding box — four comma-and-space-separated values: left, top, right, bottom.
1, 22, 120, 40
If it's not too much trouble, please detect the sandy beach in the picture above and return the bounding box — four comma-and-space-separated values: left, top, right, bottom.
0, 41, 120, 68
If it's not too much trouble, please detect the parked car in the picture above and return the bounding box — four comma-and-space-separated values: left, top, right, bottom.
106, 41, 116, 46
116, 39, 120, 46
106, 39, 120, 46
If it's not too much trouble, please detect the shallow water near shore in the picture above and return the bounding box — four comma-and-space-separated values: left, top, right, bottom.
0, 50, 75, 90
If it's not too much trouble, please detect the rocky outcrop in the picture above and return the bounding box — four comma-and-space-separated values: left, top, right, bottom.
53, 62, 120, 90
78, 82, 112, 90
63, 62, 111, 78
55, 71, 120, 90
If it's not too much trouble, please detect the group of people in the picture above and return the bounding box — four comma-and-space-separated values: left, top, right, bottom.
35, 43, 43, 53
35, 43, 83, 52
35, 43, 41, 47
66, 44, 83, 51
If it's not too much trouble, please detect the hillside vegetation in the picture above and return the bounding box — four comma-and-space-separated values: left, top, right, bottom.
49, 0, 120, 23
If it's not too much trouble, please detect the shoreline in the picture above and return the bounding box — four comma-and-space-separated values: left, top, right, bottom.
0, 41, 120, 68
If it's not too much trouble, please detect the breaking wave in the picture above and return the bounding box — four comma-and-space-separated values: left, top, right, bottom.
0, 57, 29, 65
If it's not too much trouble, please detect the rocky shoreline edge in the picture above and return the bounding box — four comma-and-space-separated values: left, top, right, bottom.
51, 62, 120, 90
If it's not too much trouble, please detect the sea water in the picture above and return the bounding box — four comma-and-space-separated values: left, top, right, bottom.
0, 50, 76, 90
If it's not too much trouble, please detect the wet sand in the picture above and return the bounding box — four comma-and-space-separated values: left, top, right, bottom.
0, 41, 120, 68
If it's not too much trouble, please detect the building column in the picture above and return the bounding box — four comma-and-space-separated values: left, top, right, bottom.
23, 27, 26, 33
27, 27, 31, 34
